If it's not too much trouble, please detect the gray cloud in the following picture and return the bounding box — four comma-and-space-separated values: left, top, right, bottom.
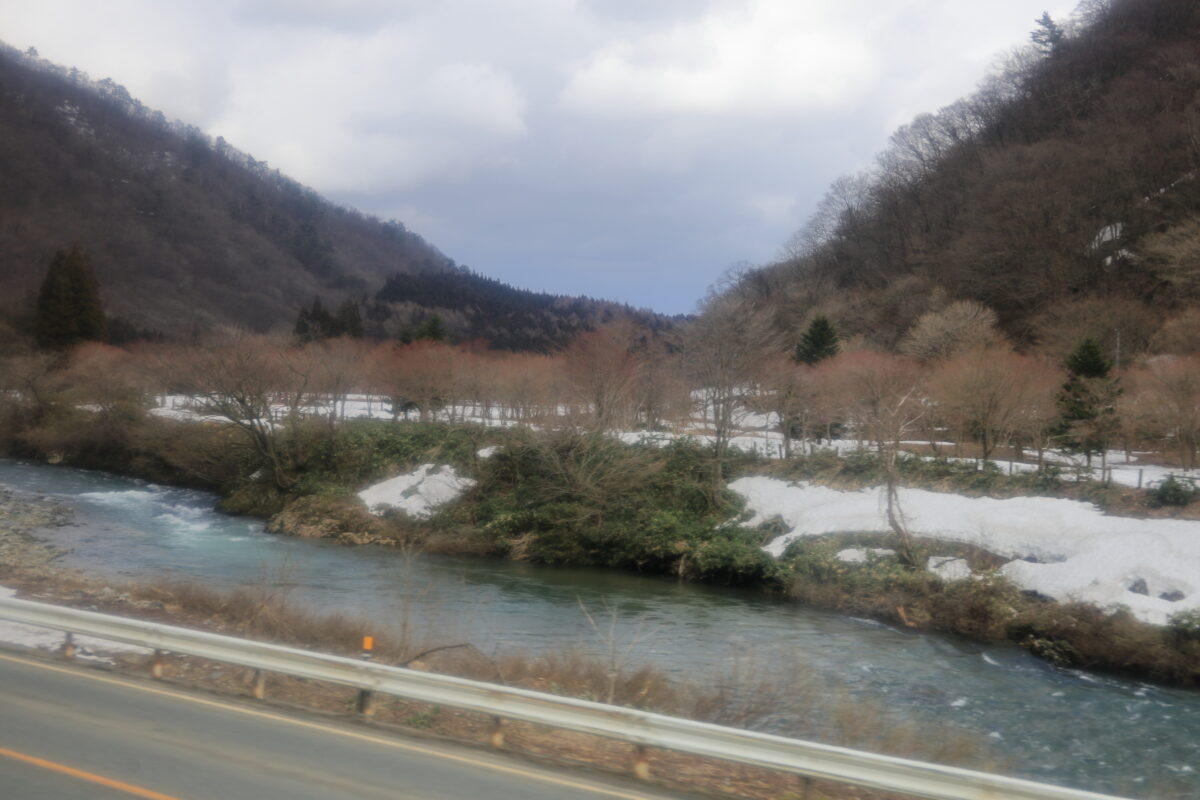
5, 0, 1077, 314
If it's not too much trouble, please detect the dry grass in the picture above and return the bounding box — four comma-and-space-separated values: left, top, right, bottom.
130, 580, 416, 661
128, 580, 995, 766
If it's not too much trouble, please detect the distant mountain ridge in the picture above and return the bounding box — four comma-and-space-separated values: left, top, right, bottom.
0, 43, 667, 349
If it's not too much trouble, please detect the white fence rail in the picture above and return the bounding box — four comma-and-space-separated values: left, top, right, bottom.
0, 596, 1128, 800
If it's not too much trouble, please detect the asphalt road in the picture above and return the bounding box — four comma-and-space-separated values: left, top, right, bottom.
0, 651, 693, 800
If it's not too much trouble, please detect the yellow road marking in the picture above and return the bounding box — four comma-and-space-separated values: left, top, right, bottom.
0, 652, 664, 800
0, 745, 185, 800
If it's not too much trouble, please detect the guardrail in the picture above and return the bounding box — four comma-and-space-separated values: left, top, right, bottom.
0, 595, 1128, 800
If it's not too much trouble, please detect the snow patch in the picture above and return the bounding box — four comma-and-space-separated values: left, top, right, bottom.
928, 556, 972, 582
730, 476, 1200, 626
1090, 223, 1123, 250
836, 548, 895, 563
358, 465, 475, 519
0, 587, 151, 662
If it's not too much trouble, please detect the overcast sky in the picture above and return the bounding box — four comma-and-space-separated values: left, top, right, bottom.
4, 1, 1077, 314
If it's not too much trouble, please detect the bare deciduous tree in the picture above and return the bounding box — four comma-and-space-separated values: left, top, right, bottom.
563, 321, 641, 431
1126, 356, 1200, 468
172, 331, 316, 489
899, 300, 1001, 362
928, 345, 1053, 460
685, 290, 776, 497
751, 354, 818, 458
827, 351, 928, 564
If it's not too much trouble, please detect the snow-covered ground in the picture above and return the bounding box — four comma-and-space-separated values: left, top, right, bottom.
0, 588, 151, 662
357, 464, 475, 519
155, 393, 1200, 489
148, 394, 1200, 489
730, 477, 1200, 626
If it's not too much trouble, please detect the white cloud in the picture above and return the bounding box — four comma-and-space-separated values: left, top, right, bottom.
419, 63, 527, 135
562, 0, 877, 117
206, 26, 527, 193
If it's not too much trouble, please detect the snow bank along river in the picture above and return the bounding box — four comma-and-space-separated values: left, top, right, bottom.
732, 477, 1200, 626
1, 458, 1198, 798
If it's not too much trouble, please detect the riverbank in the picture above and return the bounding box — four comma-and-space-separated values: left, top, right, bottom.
0, 487, 73, 576
0, 488, 995, 800
4, 410, 1200, 687
6, 459, 1200, 798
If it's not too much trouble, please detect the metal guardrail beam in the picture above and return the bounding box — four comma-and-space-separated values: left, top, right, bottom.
0, 596, 1129, 800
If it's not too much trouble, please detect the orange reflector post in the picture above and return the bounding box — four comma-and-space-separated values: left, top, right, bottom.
362, 636, 374, 652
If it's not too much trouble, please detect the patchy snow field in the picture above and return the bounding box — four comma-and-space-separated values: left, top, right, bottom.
150, 394, 1199, 490
730, 477, 1200, 626
357, 464, 475, 519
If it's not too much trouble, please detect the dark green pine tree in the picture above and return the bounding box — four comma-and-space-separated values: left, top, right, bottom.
413, 314, 446, 342
794, 315, 839, 365
34, 245, 106, 350
295, 296, 339, 343
1064, 337, 1111, 379
1057, 338, 1119, 464
1030, 12, 1065, 56
293, 305, 313, 342
334, 299, 364, 338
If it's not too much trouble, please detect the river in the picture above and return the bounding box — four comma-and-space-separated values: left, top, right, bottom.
1, 458, 1195, 798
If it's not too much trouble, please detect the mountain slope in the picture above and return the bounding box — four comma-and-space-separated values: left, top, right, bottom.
737, 0, 1200, 359
0, 44, 663, 348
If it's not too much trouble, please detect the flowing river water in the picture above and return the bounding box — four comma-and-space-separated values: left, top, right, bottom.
1, 458, 1197, 798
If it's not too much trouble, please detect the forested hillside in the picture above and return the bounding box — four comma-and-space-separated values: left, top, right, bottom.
372, 270, 670, 351
735, 0, 1200, 361
0, 44, 662, 348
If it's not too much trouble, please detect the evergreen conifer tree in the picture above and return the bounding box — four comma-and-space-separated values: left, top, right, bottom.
34, 245, 106, 350
293, 305, 313, 342
295, 296, 338, 343
1064, 337, 1110, 379
334, 299, 364, 338
1031, 12, 1065, 55
414, 314, 446, 342
794, 315, 839, 365
1057, 338, 1120, 465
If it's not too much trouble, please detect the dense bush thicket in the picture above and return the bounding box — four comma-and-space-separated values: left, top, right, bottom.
464, 434, 779, 585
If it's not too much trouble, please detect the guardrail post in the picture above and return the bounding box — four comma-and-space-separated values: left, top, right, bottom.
252, 669, 266, 700
489, 716, 505, 749
356, 635, 375, 717
61, 632, 75, 660
151, 649, 165, 679
632, 745, 651, 780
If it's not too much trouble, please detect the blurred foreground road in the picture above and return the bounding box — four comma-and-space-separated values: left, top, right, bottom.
0, 651, 689, 800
